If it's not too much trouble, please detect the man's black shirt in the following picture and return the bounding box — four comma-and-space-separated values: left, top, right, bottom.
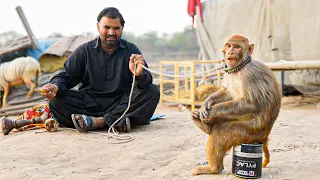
50, 38, 153, 110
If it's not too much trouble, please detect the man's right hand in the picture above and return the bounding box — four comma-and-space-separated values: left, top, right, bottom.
40, 83, 59, 100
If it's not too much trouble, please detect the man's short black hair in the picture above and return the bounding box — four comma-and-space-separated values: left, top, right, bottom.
97, 7, 125, 27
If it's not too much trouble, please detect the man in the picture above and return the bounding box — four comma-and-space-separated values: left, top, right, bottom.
40, 7, 159, 132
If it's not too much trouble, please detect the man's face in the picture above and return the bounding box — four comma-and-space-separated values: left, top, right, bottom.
97, 17, 123, 48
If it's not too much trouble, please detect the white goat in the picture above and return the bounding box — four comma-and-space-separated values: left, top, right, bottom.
0, 56, 41, 108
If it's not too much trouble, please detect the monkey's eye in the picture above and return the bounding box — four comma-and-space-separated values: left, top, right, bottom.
234, 44, 240, 48
226, 43, 231, 48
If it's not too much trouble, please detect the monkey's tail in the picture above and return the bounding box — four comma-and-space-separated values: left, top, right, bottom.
262, 140, 270, 167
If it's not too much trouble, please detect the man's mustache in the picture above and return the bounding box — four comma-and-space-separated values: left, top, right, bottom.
106, 35, 117, 39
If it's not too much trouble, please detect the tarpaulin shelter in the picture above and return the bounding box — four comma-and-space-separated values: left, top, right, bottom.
194, 0, 320, 95
38, 35, 95, 73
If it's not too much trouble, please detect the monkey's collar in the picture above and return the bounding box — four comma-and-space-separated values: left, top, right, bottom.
224, 56, 251, 74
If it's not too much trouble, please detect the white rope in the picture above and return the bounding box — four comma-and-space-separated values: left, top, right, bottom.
86, 62, 222, 143
141, 64, 223, 78
97, 62, 139, 144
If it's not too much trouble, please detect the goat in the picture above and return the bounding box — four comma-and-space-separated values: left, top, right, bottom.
0, 56, 41, 108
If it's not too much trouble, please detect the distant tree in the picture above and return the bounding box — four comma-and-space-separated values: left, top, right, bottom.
121, 26, 200, 60
168, 26, 199, 52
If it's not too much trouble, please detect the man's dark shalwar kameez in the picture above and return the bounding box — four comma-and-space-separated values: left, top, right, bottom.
48, 38, 160, 128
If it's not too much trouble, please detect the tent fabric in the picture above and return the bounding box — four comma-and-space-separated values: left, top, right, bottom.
38, 35, 95, 73
26, 38, 57, 60
195, 0, 320, 95
38, 55, 68, 73
39, 35, 94, 57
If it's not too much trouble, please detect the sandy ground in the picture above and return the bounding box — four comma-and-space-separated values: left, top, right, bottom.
0, 95, 319, 180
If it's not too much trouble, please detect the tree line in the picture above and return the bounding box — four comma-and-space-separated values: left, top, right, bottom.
122, 25, 200, 62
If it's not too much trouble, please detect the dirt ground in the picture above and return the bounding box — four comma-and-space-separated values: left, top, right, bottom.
0, 95, 319, 180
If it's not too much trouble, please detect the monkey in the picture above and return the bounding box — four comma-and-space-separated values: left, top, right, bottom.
190, 34, 282, 176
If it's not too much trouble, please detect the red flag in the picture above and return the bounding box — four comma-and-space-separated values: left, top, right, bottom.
187, 0, 203, 28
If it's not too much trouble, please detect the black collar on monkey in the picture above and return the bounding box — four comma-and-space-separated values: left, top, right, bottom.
224, 56, 252, 74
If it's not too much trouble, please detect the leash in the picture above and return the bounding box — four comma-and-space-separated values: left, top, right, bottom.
88, 61, 139, 144
141, 64, 223, 78
88, 61, 223, 143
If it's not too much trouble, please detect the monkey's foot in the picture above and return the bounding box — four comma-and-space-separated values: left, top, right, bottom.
1, 117, 14, 135
192, 165, 222, 176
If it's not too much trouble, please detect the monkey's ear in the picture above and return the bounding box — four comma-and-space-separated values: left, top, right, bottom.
248, 44, 254, 56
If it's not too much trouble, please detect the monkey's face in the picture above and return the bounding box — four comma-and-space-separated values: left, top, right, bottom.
223, 42, 244, 67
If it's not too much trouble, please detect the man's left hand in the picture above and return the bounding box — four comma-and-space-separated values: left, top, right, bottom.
129, 54, 144, 76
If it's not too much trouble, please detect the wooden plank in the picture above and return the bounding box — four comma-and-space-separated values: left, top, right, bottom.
0, 41, 31, 56
8, 96, 45, 106
0, 101, 44, 113
162, 80, 176, 83
0, 108, 28, 117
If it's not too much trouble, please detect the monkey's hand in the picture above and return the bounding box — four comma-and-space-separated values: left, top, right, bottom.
191, 109, 201, 121
199, 98, 214, 123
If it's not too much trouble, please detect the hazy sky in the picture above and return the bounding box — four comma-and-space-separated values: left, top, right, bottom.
0, 0, 195, 38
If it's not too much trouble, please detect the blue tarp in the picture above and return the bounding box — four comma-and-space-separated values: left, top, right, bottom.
26, 38, 57, 60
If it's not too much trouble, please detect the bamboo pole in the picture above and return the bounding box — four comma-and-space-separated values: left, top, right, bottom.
16, 6, 38, 50
265, 60, 320, 71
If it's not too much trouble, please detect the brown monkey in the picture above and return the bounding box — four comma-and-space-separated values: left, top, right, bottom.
191, 35, 282, 175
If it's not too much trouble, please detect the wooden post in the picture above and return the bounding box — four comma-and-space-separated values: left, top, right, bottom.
217, 61, 221, 88
174, 63, 179, 100
184, 66, 189, 92
190, 61, 196, 111
159, 61, 163, 105
16, 6, 38, 50
281, 71, 285, 96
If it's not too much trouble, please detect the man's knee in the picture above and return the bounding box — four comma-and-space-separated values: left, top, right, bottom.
48, 96, 63, 110
144, 84, 160, 101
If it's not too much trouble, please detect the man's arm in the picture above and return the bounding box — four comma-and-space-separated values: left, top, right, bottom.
50, 45, 86, 96
131, 45, 152, 89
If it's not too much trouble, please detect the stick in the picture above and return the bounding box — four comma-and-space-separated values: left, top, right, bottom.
34, 89, 48, 93
0, 101, 45, 113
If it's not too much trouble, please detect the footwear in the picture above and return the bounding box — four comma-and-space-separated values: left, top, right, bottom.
118, 117, 131, 132
71, 114, 93, 133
